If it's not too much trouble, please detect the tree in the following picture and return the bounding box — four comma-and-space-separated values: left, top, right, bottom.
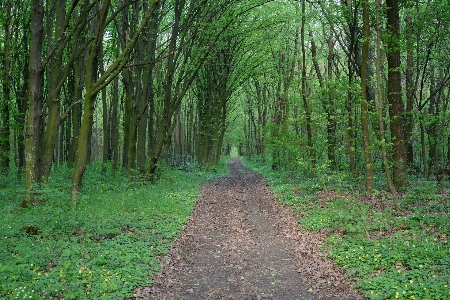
375, 0, 397, 197
386, 0, 407, 187
300, 0, 314, 169
0, 1, 12, 175
22, 0, 45, 206
71, 0, 161, 199
22, 0, 93, 206
360, 0, 373, 192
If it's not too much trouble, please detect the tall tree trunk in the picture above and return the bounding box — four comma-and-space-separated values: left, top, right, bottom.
71, 0, 110, 198
137, 2, 159, 174
58, 115, 65, 164
360, 0, 373, 192
404, 13, 415, 167
15, 9, 30, 180
126, 85, 138, 173
0, 1, 12, 175
310, 28, 337, 169
386, 0, 408, 187
68, 50, 84, 168
260, 80, 268, 162
301, 0, 314, 168
40, 0, 65, 181
16, 46, 29, 179
111, 77, 120, 171
126, 2, 142, 174
426, 67, 439, 173
64, 94, 72, 164
327, 32, 337, 169
376, 0, 397, 197
173, 107, 183, 161
420, 116, 427, 176
147, 0, 184, 177
148, 88, 156, 159
100, 46, 110, 175
213, 103, 228, 166
22, 0, 45, 207
119, 8, 132, 170
271, 81, 282, 170
71, 0, 160, 197
344, 0, 358, 177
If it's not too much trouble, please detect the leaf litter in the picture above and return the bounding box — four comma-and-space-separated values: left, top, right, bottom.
132, 159, 366, 299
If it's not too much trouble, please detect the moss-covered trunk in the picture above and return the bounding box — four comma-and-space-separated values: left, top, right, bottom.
301, 0, 313, 168
71, 90, 96, 198
39, 0, 66, 181
147, 0, 183, 176
137, 2, 159, 174
375, 0, 397, 197
22, 0, 44, 207
71, 0, 110, 199
0, 2, 12, 175
326, 33, 337, 169
111, 77, 120, 171
386, 0, 408, 187
71, 0, 160, 197
68, 54, 84, 168
360, 0, 373, 192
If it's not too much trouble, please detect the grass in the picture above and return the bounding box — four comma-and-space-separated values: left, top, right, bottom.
243, 158, 450, 300
0, 159, 229, 300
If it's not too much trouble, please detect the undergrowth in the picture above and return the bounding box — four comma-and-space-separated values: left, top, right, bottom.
243, 158, 450, 300
0, 159, 229, 300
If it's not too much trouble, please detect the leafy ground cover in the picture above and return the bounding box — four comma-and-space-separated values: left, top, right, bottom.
243, 158, 450, 300
0, 161, 228, 300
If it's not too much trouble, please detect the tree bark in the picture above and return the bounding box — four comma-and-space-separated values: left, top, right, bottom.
426, 67, 439, 173
0, 1, 12, 175
386, 0, 408, 187
22, 0, 45, 207
72, 0, 111, 198
326, 32, 337, 169
16, 33, 29, 179
68, 48, 84, 168
147, 0, 184, 176
360, 0, 373, 192
375, 0, 397, 197
111, 77, 120, 171
301, 0, 314, 168
137, 11, 159, 173
100, 45, 110, 175
71, 0, 160, 198
39, 0, 66, 181
344, 0, 358, 176
404, 13, 415, 167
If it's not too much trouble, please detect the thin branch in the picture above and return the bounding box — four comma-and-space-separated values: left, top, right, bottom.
60, 99, 82, 122
124, 29, 200, 68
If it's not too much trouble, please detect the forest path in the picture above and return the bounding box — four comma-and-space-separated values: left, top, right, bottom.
134, 158, 365, 300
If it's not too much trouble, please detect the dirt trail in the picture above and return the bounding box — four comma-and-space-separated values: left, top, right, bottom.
135, 159, 365, 299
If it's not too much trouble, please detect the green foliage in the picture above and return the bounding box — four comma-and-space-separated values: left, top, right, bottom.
0, 162, 225, 299
243, 158, 450, 300
330, 233, 450, 300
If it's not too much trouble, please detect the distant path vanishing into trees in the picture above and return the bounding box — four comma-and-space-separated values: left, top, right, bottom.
133, 158, 365, 299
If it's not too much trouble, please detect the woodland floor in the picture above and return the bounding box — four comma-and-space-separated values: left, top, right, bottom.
133, 158, 366, 300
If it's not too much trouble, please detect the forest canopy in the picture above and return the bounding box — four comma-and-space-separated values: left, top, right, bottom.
1, 1, 450, 299
0, 0, 449, 200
